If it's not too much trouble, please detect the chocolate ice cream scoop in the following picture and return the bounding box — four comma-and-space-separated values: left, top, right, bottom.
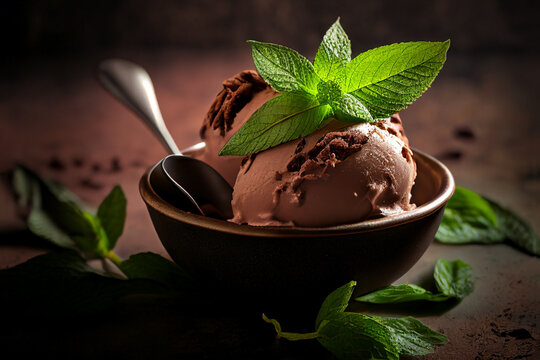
231, 118, 416, 227
198, 70, 277, 186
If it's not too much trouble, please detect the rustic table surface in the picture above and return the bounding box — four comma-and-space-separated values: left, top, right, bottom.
0, 50, 538, 359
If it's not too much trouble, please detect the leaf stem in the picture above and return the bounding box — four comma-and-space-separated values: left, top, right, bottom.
105, 251, 123, 267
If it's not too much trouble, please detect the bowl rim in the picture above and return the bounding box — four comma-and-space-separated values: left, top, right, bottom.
139, 147, 455, 238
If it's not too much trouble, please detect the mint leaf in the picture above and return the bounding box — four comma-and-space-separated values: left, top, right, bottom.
316, 80, 342, 105
119, 252, 193, 289
356, 283, 449, 304
0, 251, 171, 315
314, 18, 350, 84
435, 187, 539, 255
11, 166, 116, 258
375, 317, 448, 356
248, 40, 319, 93
27, 208, 78, 250
315, 280, 356, 328
356, 259, 473, 304
219, 92, 331, 156
435, 186, 502, 244
434, 259, 474, 299
486, 198, 540, 256
317, 313, 400, 360
346, 40, 450, 119
333, 93, 373, 123
97, 185, 126, 251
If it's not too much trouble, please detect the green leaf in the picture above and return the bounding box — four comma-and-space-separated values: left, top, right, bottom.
316, 281, 356, 328
314, 18, 351, 84
447, 187, 497, 226
355, 284, 449, 304
27, 208, 77, 250
435, 186, 502, 244
248, 40, 320, 93
219, 92, 331, 156
317, 313, 400, 360
0, 251, 172, 315
486, 198, 540, 256
346, 40, 450, 119
119, 252, 193, 289
333, 93, 374, 123
434, 259, 474, 299
11, 165, 103, 257
316, 80, 343, 105
97, 185, 127, 251
374, 317, 448, 356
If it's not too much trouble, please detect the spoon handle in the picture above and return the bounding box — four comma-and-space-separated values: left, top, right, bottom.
98, 59, 181, 155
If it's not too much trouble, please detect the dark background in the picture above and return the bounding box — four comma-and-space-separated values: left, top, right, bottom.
2, 0, 539, 63
0, 1, 539, 359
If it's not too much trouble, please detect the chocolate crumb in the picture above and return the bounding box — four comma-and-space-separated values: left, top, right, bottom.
454, 126, 476, 140
48, 157, 65, 171
274, 172, 282, 181
437, 150, 463, 161
91, 163, 102, 173
295, 138, 306, 154
287, 154, 306, 172
390, 115, 401, 124
110, 157, 122, 172
201, 70, 270, 138
80, 178, 103, 190
72, 157, 84, 167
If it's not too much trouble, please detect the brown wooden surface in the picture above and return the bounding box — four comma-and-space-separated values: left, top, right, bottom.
0, 50, 538, 359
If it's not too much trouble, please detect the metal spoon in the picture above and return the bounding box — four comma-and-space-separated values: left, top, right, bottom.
97, 59, 233, 219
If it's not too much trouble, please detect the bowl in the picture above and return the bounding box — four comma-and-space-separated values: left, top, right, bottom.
139, 146, 454, 314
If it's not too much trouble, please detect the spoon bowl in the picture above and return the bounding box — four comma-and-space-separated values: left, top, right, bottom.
98, 59, 233, 217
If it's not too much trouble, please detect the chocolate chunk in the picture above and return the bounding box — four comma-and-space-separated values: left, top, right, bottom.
200, 70, 269, 138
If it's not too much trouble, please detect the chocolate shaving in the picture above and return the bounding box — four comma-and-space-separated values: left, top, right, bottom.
200, 70, 269, 138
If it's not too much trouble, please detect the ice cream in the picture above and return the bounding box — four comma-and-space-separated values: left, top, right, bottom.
198, 70, 277, 186
198, 71, 416, 227
230, 115, 416, 227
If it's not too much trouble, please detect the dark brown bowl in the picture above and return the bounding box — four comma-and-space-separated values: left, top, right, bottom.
140, 147, 454, 314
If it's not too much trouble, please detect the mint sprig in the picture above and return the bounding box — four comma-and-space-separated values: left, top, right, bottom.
356, 259, 474, 304
435, 186, 540, 256
263, 280, 449, 360
220, 18, 450, 156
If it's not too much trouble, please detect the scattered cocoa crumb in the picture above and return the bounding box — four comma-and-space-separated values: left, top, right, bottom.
80, 178, 103, 190
454, 126, 476, 140
48, 157, 65, 171
437, 150, 463, 160
72, 157, 84, 167
110, 157, 122, 172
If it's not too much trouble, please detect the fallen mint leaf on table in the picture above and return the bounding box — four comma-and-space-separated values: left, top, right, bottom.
315, 280, 356, 328
12, 165, 126, 261
373, 317, 448, 356
220, 18, 450, 156
436, 186, 539, 256
0, 251, 171, 315
119, 252, 193, 289
434, 259, 474, 299
317, 312, 400, 360
264, 279, 447, 359
96, 185, 126, 252
356, 259, 473, 304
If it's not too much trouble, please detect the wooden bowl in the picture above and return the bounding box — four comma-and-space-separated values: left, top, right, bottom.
140, 147, 454, 314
